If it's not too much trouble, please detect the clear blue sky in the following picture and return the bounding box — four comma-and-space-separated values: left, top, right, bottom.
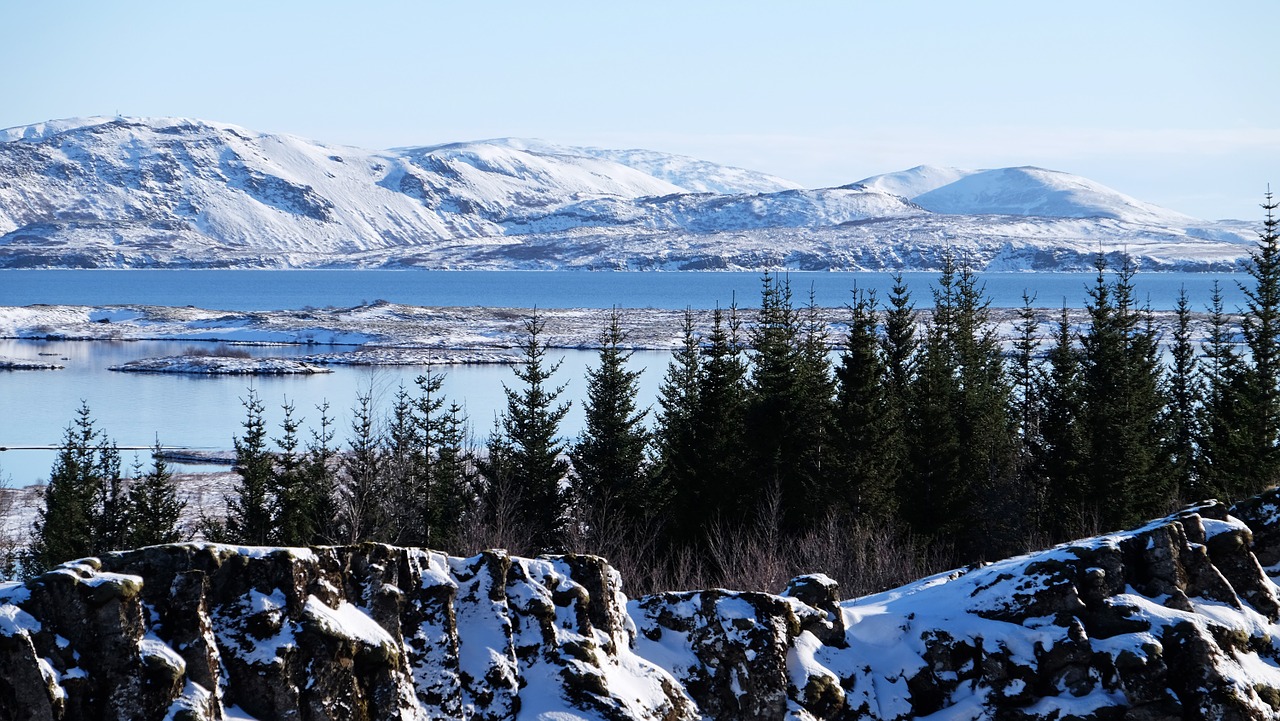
2, 1, 1275, 220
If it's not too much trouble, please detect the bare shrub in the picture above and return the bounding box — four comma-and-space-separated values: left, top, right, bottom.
183, 343, 252, 359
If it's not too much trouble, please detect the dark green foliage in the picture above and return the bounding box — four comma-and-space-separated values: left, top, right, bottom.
1163, 288, 1201, 498
692, 305, 750, 523
495, 312, 571, 551
1008, 293, 1048, 536
29, 403, 113, 573
571, 310, 651, 536
225, 390, 275, 545
1039, 305, 1088, 536
1078, 255, 1172, 529
127, 444, 184, 547
1198, 283, 1256, 501
832, 288, 900, 521
746, 273, 835, 531
652, 310, 703, 545
905, 258, 1017, 555
1233, 190, 1280, 495
428, 402, 474, 551
339, 391, 388, 543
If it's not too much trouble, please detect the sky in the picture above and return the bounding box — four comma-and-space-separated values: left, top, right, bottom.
1, 1, 1276, 220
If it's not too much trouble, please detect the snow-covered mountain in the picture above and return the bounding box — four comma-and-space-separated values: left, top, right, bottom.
0, 116, 1257, 270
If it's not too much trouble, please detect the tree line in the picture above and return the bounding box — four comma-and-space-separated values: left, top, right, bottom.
20, 194, 1280, 595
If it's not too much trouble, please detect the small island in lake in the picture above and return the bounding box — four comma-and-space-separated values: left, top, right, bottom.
109, 356, 333, 375
0, 356, 64, 370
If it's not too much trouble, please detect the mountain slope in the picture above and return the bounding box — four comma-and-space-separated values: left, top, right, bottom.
914, 166, 1200, 226
0, 116, 1256, 270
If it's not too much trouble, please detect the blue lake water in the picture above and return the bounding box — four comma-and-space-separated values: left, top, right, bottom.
0, 269, 1259, 487
0, 269, 1254, 311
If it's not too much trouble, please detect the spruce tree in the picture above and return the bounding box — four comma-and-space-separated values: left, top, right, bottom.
692, 304, 750, 525
1079, 254, 1172, 529
1198, 282, 1252, 501
746, 273, 833, 531
428, 402, 473, 551
652, 310, 703, 546
1163, 288, 1201, 500
1039, 305, 1087, 537
571, 309, 651, 535
1009, 293, 1047, 537
126, 443, 184, 547
92, 438, 129, 554
269, 400, 311, 546
226, 390, 276, 545
833, 287, 899, 521
29, 403, 106, 573
499, 311, 571, 551
1234, 189, 1280, 494
339, 391, 388, 543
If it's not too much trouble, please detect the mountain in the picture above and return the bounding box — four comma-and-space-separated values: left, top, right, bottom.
0, 116, 1256, 270
914, 166, 1200, 226
5, 492, 1280, 719
853, 164, 980, 199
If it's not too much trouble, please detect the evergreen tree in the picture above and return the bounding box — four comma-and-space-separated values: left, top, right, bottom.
571, 309, 651, 534
746, 273, 833, 531
1234, 189, 1280, 494
126, 443, 184, 547
1009, 293, 1047, 536
692, 304, 750, 525
906, 259, 1017, 555
384, 384, 426, 544
833, 288, 899, 521
1079, 254, 1172, 529
297, 402, 338, 545
92, 438, 129, 554
498, 311, 571, 550
339, 391, 388, 543
1197, 282, 1252, 501
29, 403, 106, 573
652, 310, 703, 546
226, 390, 276, 545
1039, 305, 1087, 537
1163, 288, 1201, 499
428, 402, 473, 551
269, 400, 311, 546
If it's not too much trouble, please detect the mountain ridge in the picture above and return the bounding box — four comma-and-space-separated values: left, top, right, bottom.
0, 116, 1257, 271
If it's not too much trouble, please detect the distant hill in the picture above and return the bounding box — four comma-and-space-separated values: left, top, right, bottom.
0, 116, 1255, 270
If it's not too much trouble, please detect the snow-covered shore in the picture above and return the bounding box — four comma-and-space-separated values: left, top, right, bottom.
109, 356, 333, 375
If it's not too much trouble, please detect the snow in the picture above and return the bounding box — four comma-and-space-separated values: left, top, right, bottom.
913, 166, 1200, 225
302, 596, 396, 649
109, 356, 333, 375
0, 116, 1256, 271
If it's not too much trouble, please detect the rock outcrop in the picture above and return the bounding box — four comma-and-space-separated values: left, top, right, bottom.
5, 495, 1280, 719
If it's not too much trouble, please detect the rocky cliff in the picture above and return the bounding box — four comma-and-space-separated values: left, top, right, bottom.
5, 492, 1280, 720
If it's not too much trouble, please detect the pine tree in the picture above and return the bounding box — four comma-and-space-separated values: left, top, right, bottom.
29, 403, 106, 573
571, 309, 651, 535
1039, 305, 1087, 537
126, 443, 184, 547
1079, 254, 1172, 529
297, 402, 338, 545
226, 390, 276, 545
652, 310, 703, 546
746, 273, 833, 531
269, 400, 311, 546
1009, 293, 1047, 537
428, 402, 473, 552
1163, 288, 1201, 500
1234, 189, 1280, 494
499, 311, 571, 551
906, 259, 1017, 555
1198, 281, 1252, 501
832, 287, 899, 521
339, 391, 388, 543
92, 438, 129, 554
692, 304, 750, 525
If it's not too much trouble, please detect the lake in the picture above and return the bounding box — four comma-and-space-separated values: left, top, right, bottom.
0, 269, 1258, 488
0, 269, 1253, 311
